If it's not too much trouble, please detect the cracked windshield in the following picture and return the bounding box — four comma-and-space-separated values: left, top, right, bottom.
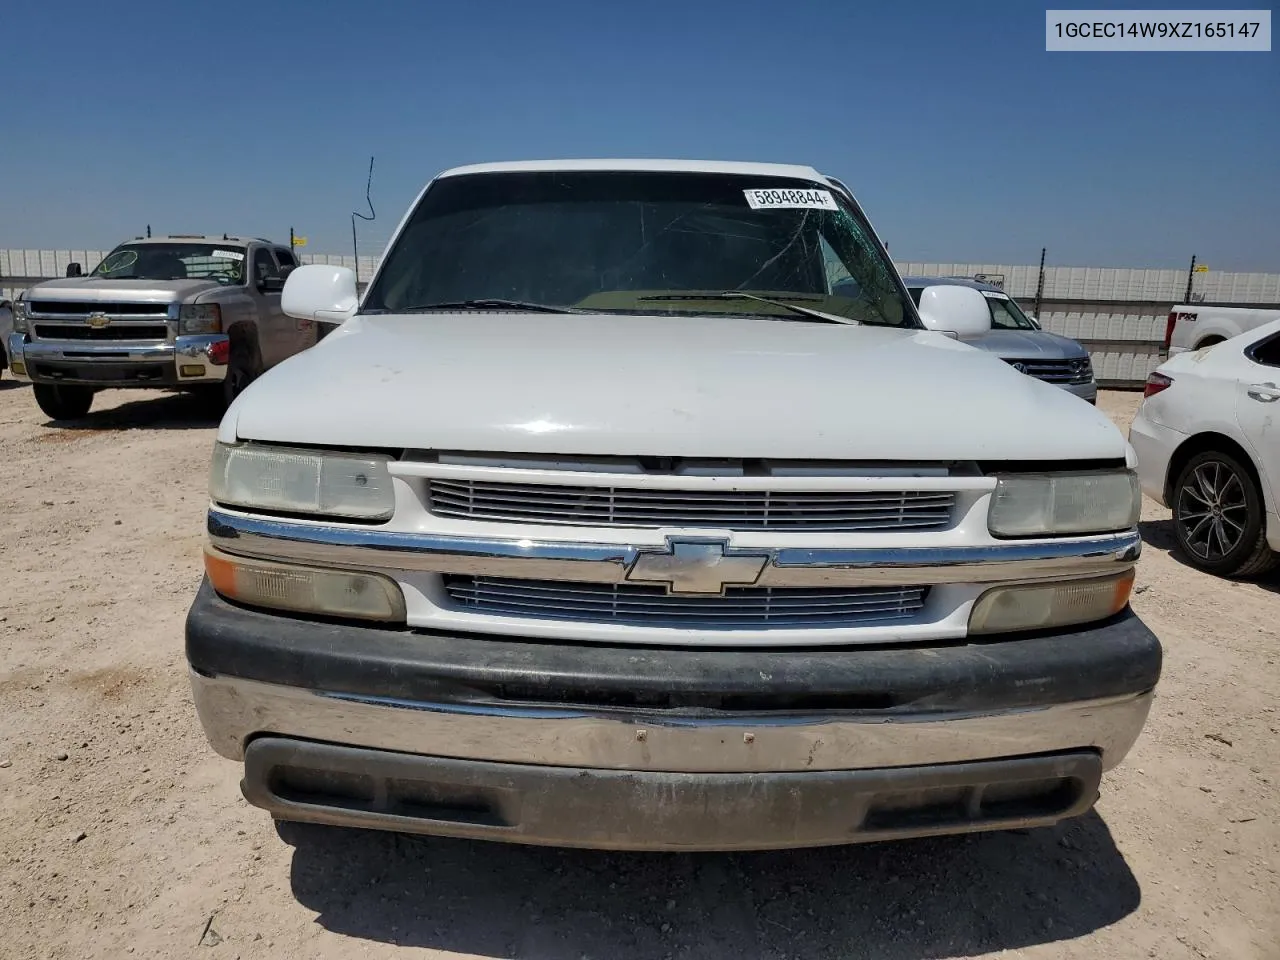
363, 171, 912, 326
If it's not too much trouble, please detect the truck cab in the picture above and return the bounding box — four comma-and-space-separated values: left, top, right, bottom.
7, 235, 315, 420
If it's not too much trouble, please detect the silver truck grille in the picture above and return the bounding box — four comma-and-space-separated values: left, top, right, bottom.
426, 480, 956, 531
1005, 358, 1092, 384
28, 301, 170, 318
34, 324, 170, 341
443, 576, 928, 628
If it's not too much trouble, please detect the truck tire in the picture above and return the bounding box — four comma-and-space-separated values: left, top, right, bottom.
221, 335, 262, 409
1172, 449, 1277, 578
33, 384, 94, 421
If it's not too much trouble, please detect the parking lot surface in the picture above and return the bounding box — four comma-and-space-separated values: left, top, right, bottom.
1, 382, 1277, 960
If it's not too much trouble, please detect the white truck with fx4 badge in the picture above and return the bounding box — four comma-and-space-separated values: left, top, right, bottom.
186, 160, 1160, 851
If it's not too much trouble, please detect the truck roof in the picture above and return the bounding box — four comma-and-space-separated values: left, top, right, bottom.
120, 235, 273, 246
435, 159, 828, 181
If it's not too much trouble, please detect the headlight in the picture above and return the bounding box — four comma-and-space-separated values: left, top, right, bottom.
969, 571, 1134, 635
204, 547, 405, 621
211, 442, 395, 520
989, 470, 1140, 537
13, 299, 30, 332
180, 303, 222, 334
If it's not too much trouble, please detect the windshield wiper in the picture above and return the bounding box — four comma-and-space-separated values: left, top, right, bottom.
372, 299, 579, 315
638, 292, 859, 325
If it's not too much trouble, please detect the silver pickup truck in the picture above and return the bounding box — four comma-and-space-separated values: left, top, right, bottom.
7, 235, 316, 420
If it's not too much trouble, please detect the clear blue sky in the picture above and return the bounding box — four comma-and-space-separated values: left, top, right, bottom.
2, 0, 1276, 269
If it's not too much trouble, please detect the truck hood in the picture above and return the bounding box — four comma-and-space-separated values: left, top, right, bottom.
25, 277, 225, 304
963, 329, 1087, 360
224, 312, 1125, 462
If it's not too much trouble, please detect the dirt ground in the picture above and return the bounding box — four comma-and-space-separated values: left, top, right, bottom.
0, 381, 1277, 960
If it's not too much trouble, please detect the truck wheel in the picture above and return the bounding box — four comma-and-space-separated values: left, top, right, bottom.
33, 384, 94, 421
221, 338, 261, 409
1172, 449, 1277, 577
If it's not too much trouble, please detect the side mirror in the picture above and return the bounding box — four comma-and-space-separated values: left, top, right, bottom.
282, 264, 359, 325
916, 285, 992, 338
66, 262, 83, 277
1026, 313, 1042, 329
259, 275, 286, 293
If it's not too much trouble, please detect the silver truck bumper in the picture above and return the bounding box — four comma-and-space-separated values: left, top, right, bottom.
6, 332, 229, 386
192, 670, 1153, 772
1057, 379, 1098, 403
191, 669, 1152, 849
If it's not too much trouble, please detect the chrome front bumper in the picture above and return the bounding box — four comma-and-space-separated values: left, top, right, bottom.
186, 576, 1160, 849
6, 332, 228, 385
191, 669, 1154, 773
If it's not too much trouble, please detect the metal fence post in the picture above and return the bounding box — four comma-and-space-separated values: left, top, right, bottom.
1034, 247, 1046, 320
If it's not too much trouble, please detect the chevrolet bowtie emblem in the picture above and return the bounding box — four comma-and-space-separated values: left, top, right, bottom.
625, 538, 769, 595
85, 312, 111, 329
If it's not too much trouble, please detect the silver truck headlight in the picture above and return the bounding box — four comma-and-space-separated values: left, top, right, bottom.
13, 299, 30, 332
988, 470, 1140, 537
180, 303, 222, 334
211, 442, 395, 520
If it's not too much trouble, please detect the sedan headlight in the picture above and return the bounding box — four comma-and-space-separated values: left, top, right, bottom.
211, 442, 395, 520
12, 298, 30, 332
180, 303, 222, 334
989, 470, 1141, 537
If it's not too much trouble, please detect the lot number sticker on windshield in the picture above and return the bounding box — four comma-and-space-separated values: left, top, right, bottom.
211, 249, 245, 261
743, 188, 838, 211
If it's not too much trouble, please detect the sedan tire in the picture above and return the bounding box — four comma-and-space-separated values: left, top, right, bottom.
1173, 449, 1277, 577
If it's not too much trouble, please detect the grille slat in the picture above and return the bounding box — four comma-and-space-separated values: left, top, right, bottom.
452, 588, 917, 611
449, 579, 916, 600
444, 576, 927, 628
427, 479, 955, 531
1004, 358, 1092, 385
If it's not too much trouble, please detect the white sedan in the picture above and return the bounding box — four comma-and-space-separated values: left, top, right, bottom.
1130, 318, 1280, 577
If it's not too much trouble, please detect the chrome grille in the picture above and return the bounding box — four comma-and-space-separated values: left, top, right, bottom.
29, 301, 171, 318
427, 480, 956, 531
34, 324, 170, 341
444, 576, 928, 628
1005, 358, 1092, 384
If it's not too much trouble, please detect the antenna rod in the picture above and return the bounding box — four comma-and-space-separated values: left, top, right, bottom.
351, 156, 376, 287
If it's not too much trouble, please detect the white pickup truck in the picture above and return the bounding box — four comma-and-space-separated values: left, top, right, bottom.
186, 159, 1161, 851
1166, 303, 1280, 356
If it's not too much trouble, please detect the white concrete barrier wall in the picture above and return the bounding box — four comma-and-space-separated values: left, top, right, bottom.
5, 251, 1277, 385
